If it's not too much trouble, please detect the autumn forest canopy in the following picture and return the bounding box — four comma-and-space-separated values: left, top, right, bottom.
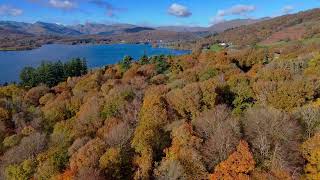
1, 8, 320, 180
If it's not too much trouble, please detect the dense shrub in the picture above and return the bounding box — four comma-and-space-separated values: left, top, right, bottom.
101, 85, 135, 119
72, 70, 103, 99
198, 67, 218, 81
24, 85, 49, 105
0, 107, 10, 121
2, 134, 22, 148
253, 78, 317, 111
166, 83, 202, 120
99, 147, 122, 179
35, 147, 69, 179
5, 159, 36, 180
2, 132, 47, 165
70, 138, 106, 172
72, 98, 103, 137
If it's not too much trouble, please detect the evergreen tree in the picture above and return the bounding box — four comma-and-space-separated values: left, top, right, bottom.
119, 56, 133, 72
20, 58, 88, 88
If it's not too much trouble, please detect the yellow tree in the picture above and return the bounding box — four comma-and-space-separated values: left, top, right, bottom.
131, 85, 169, 179
301, 133, 320, 180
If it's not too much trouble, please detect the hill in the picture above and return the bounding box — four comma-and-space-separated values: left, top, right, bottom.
70, 23, 138, 35
31, 22, 82, 36
156, 25, 207, 32
124, 27, 155, 33
207, 18, 268, 33
0, 26, 32, 38
0, 21, 82, 36
1, 29, 320, 179
197, 8, 320, 48
0, 19, 267, 39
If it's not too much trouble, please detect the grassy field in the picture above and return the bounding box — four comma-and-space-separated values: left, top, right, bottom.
209, 44, 223, 52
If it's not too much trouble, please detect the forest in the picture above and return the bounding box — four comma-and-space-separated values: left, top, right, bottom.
19, 58, 88, 88
0, 35, 320, 179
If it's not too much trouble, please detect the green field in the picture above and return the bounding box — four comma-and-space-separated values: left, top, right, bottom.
209, 44, 223, 52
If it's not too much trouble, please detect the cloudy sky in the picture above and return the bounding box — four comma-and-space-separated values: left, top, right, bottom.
0, 0, 319, 26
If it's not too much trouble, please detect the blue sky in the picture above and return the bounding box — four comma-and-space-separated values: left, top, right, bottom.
0, 0, 319, 27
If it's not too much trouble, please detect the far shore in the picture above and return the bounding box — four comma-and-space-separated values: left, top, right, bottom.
0, 41, 191, 52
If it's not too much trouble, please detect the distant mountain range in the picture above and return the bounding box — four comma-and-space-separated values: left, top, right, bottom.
1, 8, 320, 52
69, 23, 151, 35
0, 21, 81, 36
0, 17, 272, 51
0, 18, 267, 37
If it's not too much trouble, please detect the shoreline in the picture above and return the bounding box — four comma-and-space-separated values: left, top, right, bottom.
0, 41, 192, 52
0, 44, 191, 84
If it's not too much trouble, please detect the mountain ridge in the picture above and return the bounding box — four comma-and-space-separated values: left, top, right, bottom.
0, 18, 267, 37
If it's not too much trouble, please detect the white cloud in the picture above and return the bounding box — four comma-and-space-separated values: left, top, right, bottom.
49, 0, 76, 9
210, 4, 256, 25
217, 4, 256, 16
0, 5, 23, 16
168, 3, 192, 17
282, 5, 294, 14
210, 16, 225, 24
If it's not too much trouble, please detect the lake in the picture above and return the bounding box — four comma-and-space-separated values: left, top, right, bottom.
0, 44, 190, 84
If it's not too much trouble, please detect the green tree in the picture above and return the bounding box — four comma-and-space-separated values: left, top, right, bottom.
20, 58, 88, 87
20, 67, 37, 87
151, 55, 170, 74
119, 56, 133, 72
5, 159, 37, 180
139, 54, 149, 65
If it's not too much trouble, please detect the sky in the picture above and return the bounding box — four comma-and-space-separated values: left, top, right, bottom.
0, 0, 319, 27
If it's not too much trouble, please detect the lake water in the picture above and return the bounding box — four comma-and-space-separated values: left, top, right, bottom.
0, 44, 190, 84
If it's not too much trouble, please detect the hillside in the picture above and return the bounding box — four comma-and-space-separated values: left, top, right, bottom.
1, 27, 320, 179
197, 8, 320, 48
156, 25, 207, 32
0, 21, 157, 37
207, 18, 268, 33
31, 22, 82, 36
69, 23, 155, 35
0, 27, 32, 38
0, 21, 82, 36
